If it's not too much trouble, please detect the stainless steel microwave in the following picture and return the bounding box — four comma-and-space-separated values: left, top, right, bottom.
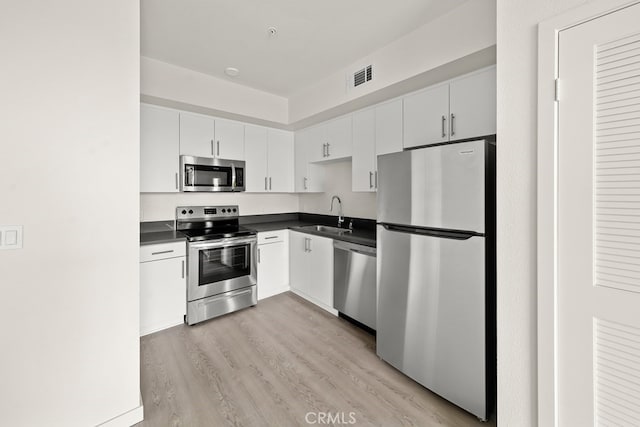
180, 155, 245, 192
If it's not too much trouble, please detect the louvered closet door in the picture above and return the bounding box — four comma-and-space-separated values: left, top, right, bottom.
558, 3, 640, 425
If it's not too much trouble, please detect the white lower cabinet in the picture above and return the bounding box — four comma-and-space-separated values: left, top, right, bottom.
289, 231, 335, 313
257, 230, 290, 300
139, 242, 186, 336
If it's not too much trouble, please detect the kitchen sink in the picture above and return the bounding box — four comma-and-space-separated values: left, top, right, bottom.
301, 225, 352, 235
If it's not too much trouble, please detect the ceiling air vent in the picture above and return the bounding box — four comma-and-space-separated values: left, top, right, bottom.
353, 65, 373, 88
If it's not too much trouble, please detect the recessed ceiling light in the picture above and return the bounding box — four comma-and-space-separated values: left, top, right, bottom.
224, 67, 239, 77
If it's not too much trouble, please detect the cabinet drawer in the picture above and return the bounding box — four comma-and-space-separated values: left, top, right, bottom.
258, 230, 287, 244
140, 241, 186, 262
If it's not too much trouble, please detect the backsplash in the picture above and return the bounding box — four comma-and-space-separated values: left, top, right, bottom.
140, 192, 299, 221
140, 161, 376, 221
299, 160, 377, 220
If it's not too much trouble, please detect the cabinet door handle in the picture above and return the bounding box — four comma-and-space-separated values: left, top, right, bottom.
264, 177, 268, 191
375, 171, 378, 189
303, 177, 308, 190
322, 143, 326, 157
308, 238, 312, 252
450, 113, 455, 137
441, 115, 446, 138
211, 139, 214, 155
327, 143, 330, 157
181, 260, 185, 279
269, 177, 272, 190
257, 248, 261, 263
216, 140, 220, 156
151, 250, 174, 256
175, 172, 179, 190
369, 171, 373, 188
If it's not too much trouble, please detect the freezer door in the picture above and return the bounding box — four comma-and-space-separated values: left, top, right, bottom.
376, 224, 486, 419
377, 140, 486, 233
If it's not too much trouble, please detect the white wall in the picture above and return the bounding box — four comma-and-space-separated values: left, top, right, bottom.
141, 193, 300, 221
496, 0, 589, 425
299, 161, 377, 220
289, 0, 496, 124
0, 1, 141, 426
141, 57, 289, 124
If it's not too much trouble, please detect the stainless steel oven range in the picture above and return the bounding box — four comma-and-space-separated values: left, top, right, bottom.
176, 205, 257, 325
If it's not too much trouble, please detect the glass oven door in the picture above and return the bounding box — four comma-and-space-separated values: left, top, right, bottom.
187, 236, 257, 301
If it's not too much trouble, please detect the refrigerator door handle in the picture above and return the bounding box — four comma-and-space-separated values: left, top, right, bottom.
381, 223, 482, 240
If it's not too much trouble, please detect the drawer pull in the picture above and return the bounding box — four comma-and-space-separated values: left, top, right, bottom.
264, 236, 279, 240
151, 250, 174, 256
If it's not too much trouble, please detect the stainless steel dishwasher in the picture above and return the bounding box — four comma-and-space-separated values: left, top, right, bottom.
333, 241, 377, 330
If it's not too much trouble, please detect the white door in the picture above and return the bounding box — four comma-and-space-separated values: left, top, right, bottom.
257, 241, 289, 300
403, 83, 449, 148
214, 119, 244, 160
325, 115, 352, 160
352, 108, 376, 192
179, 112, 215, 157
289, 231, 309, 295
306, 235, 334, 308
375, 98, 403, 156
244, 125, 268, 192
558, 4, 640, 425
267, 129, 294, 192
449, 67, 496, 142
140, 104, 179, 192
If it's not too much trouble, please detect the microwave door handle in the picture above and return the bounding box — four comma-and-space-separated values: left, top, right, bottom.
186, 166, 194, 186
231, 163, 236, 190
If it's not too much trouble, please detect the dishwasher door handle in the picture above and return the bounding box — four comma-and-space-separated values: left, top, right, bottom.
333, 240, 376, 256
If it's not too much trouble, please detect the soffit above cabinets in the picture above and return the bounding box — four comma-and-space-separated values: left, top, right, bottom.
141, 0, 468, 97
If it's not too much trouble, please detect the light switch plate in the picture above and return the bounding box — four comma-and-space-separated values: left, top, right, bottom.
0, 226, 23, 250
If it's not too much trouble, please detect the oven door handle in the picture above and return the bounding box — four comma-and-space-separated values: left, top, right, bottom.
189, 236, 257, 250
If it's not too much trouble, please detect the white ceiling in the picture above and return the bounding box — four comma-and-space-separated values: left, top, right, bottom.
141, 0, 468, 97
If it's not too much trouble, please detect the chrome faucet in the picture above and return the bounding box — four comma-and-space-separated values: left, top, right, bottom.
330, 195, 344, 227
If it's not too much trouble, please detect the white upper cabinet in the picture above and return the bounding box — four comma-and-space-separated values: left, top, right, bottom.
352, 99, 403, 192
179, 112, 245, 160
294, 128, 324, 193
214, 119, 245, 160
375, 99, 403, 156
449, 67, 497, 141
305, 115, 353, 162
244, 125, 269, 192
403, 66, 496, 149
267, 129, 294, 192
140, 104, 180, 193
245, 125, 294, 192
352, 108, 376, 192
324, 115, 352, 160
403, 83, 449, 149
179, 112, 215, 157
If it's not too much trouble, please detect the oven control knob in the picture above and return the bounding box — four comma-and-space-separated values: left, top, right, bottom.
222, 209, 226, 213
181, 210, 187, 215
232, 208, 237, 212
188, 210, 193, 214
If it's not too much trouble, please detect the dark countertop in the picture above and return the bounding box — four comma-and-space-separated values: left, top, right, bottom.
139, 230, 187, 246
242, 213, 376, 248
140, 213, 377, 248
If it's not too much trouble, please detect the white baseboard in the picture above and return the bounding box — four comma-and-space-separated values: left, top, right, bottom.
289, 288, 338, 316
258, 284, 290, 301
97, 397, 144, 427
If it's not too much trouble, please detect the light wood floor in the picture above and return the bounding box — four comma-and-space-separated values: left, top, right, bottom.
138, 292, 493, 427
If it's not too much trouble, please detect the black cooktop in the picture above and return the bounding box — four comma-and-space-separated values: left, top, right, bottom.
180, 225, 256, 242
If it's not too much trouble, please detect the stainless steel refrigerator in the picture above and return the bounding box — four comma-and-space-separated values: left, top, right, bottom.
376, 139, 496, 421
